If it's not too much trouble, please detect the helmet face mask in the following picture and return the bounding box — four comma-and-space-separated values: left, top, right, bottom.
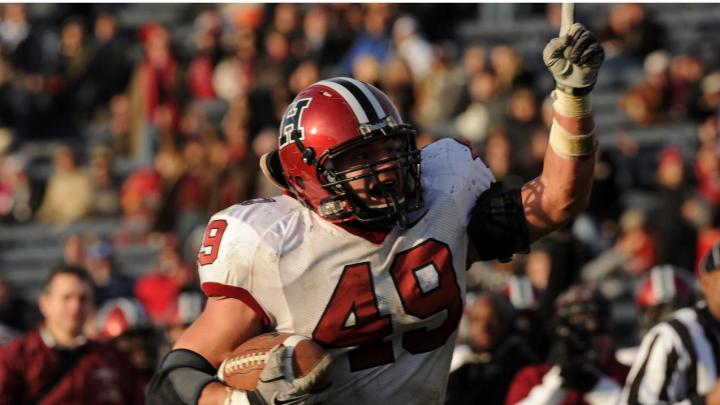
318, 122, 422, 228
276, 78, 423, 229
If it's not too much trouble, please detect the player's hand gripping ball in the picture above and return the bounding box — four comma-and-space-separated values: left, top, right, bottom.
218, 332, 328, 391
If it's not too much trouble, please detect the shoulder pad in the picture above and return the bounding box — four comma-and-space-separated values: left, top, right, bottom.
219, 196, 301, 233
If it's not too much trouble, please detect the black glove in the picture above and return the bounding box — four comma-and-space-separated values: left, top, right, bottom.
550, 323, 602, 392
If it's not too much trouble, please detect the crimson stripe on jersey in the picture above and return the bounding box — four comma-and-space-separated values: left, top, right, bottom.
201, 282, 271, 329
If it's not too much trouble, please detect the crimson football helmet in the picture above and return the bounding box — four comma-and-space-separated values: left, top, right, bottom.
96, 297, 151, 340
635, 265, 696, 333
261, 77, 422, 228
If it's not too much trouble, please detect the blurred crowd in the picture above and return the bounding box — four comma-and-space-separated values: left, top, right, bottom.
0, 3, 718, 405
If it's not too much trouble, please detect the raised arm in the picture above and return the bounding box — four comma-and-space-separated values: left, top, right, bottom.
523, 18, 604, 243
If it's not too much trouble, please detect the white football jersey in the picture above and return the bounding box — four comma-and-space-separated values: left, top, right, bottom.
199, 138, 494, 404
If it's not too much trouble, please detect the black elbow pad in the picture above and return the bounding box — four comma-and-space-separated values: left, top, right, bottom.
468, 182, 530, 263
147, 349, 218, 405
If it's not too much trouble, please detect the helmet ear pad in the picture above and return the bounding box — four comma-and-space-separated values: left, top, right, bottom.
260, 150, 289, 190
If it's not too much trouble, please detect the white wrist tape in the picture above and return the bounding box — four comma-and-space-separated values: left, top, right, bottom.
224, 388, 251, 405
549, 120, 597, 158
550, 90, 596, 158
553, 90, 592, 117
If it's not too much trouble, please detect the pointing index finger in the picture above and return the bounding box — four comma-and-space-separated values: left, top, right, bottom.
560, 3, 574, 37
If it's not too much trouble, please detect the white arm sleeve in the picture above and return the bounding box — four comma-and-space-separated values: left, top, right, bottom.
585, 376, 623, 405
515, 366, 568, 405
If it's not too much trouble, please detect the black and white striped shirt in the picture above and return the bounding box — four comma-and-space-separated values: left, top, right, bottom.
623, 301, 720, 405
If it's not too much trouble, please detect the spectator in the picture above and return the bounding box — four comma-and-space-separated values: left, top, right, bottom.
134, 240, 197, 327
462, 44, 486, 84
212, 27, 258, 102
414, 43, 466, 130
599, 3, 664, 60
83, 236, 135, 306
270, 3, 301, 38
352, 53, 382, 87
695, 142, 720, 212
153, 139, 213, 248
340, 4, 395, 75
692, 72, 720, 123
667, 54, 704, 120
88, 94, 134, 157
446, 292, 539, 405
621, 51, 670, 125
0, 4, 43, 74
186, 10, 221, 101
63, 234, 85, 267
381, 57, 415, 124
454, 71, 500, 145
95, 297, 160, 387
623, 242, 720, 404
206, 137, 258, 216
504, 87, 541, 162
0, 265, 144, 404
256, 28, 295, 89
489, 45, 533, 92
582, 208, 657, 281
653, 146, 697, 271
129, 23, 180, 165
120, 147, 176, 226
573, 149, 622, 256
84, 11, 131, 108
506, 284, 630, 405
35, 145, 93, 225
0, 277, 32, 332
391, 15, 433, 81
514, 242, 558, 359
51, 17, 93, 122
0, 135, 33, 223
302, 5, 343, 71
482, 129, 524, 190
88, 146, 120, 217
287, 59, 321, 99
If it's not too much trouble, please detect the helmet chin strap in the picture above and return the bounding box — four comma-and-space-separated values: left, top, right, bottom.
352, 171, 408, 229
294, 136, 338, 184
294, 137, 316, 165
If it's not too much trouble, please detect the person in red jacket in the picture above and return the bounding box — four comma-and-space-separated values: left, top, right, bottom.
0, 265, 145, 405
505, 284, 629, 405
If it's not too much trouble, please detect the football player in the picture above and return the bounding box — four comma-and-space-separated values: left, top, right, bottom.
148, 23, 604, 405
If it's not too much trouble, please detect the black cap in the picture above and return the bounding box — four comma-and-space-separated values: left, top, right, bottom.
554, 283, 610, 333
699, 241, 720, 274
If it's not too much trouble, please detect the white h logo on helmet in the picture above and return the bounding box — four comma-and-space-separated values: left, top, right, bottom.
279, 98, 312, 149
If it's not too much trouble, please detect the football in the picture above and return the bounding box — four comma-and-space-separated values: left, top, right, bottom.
218, 332, 327, 391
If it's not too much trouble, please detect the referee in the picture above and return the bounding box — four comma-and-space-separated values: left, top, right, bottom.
623, 242, 720, 405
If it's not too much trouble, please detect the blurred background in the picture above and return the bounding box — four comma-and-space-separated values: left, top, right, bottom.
0, 2, 718, 372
